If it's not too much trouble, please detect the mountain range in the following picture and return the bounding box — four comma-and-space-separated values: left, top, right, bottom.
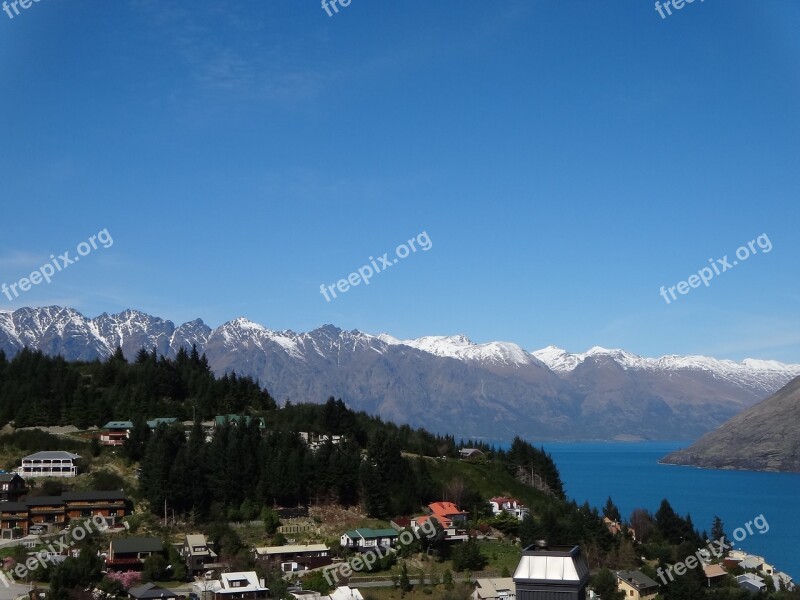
1, 306, 799, 441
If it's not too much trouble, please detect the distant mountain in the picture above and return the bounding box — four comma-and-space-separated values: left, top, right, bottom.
662, 375, 800, 472
1, 306, 799, 442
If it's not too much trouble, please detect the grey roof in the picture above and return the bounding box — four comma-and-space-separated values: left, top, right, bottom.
0, 473, 22, 483
739, 557, 763, 569
617, 570, 660, 590
26, 496, 65, 506
22, 451, 80, 461
129, 582, 177, 600
103, 421, 134, 429
112, 537, 164, 554
0, 501, 28, 511
62, 490, 126, 502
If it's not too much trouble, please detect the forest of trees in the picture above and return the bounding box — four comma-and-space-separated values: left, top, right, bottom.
0, 346, 275, 427
132, 397, 567, 524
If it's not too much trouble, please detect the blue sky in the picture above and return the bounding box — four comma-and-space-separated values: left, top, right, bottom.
1, 0, 799, 362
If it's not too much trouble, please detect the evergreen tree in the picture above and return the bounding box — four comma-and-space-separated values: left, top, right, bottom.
603, 496, 621, 522
711, 515, 727, 543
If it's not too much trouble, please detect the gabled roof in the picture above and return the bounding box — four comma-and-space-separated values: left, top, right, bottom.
736, 573, 766, 589
617, 570, 660, 590
429, 502, 467, 517
343, 528, 398, 540
414, 514, 453, 529
255, 544, 328, 556
739, 556, 764, 569
22, 451, 80, 461
0, 501, 28, 512
329, 587, 365, 600
219, 571, 267, 593
473, 577, 515, 599
146, 418, 178, 428
0, 473, 23, 483
26, 496, 65, 506
129, 582, 178, 600
62, 490, 126, 502
703, 564, 727, 578
111, 537, 163, 554
103, 421, 134, 430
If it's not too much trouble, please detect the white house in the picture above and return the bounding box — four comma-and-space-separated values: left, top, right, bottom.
736, 574, 766, 594
328, 587, 364, 600
472, 578, 515, 600
340, 528, 398, 551
18, 451, 80, 478
489, 497, 528, 520
194, 571, 268, 600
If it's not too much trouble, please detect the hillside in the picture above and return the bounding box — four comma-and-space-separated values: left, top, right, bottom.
662, 374, 800, 472
2, 306, 800, 441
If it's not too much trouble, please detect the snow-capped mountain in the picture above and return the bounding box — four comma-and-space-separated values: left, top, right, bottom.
2, 306, 799, 441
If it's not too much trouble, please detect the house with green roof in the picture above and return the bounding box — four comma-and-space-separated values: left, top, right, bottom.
214, 415, 266, 430
340, 528, 399, 551
146, 417, 178, 428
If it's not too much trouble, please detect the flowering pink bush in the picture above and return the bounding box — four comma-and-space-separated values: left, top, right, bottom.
106, 571, 142, 590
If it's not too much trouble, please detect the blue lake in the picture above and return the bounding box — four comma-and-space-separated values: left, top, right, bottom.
539, 441, 800, 578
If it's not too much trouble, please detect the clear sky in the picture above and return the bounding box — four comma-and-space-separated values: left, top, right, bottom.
1, 0, 799, 362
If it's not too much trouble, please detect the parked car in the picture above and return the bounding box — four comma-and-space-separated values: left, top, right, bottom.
29, 525, 47, 535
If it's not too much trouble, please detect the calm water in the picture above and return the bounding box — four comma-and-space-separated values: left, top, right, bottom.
540, 441, 800, 578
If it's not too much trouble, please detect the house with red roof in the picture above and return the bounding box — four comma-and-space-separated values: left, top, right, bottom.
489, 497, 528, 521
410, 502, 469, 543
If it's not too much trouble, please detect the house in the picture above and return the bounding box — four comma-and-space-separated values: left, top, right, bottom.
182, 534, 218, 574
490, 497, 528, 521
340, 528, 399, 551
513, 542, 590, 599
147, 418, 178, 429
0, 472, 27, 503
459, 449, 484, 459
106, 537, 164, 571
472, 578, 516, 600
27, 496, 67, 529
0, 501, 30, 538
215, 415, 266, 431
410, 501, 470, 543
101, 421, 134, 446
703, 564, 728, 586
298, 432, 347, 451
196, 571, 268, 600
774, 571, 795, 591
63, 490, 127, 525
253, 544, 331, 572
427, 502, 468, 524
18, 451, 80, 478
328, 587, 364, 600
616, 570, 660, 600
128, 583, 179, 600
736, 574, 766, 594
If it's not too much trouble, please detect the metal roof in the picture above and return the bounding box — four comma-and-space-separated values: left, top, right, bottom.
22, 451, 81, 461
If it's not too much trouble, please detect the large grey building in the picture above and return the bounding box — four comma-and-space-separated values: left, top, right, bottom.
513, 543, 590, 600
